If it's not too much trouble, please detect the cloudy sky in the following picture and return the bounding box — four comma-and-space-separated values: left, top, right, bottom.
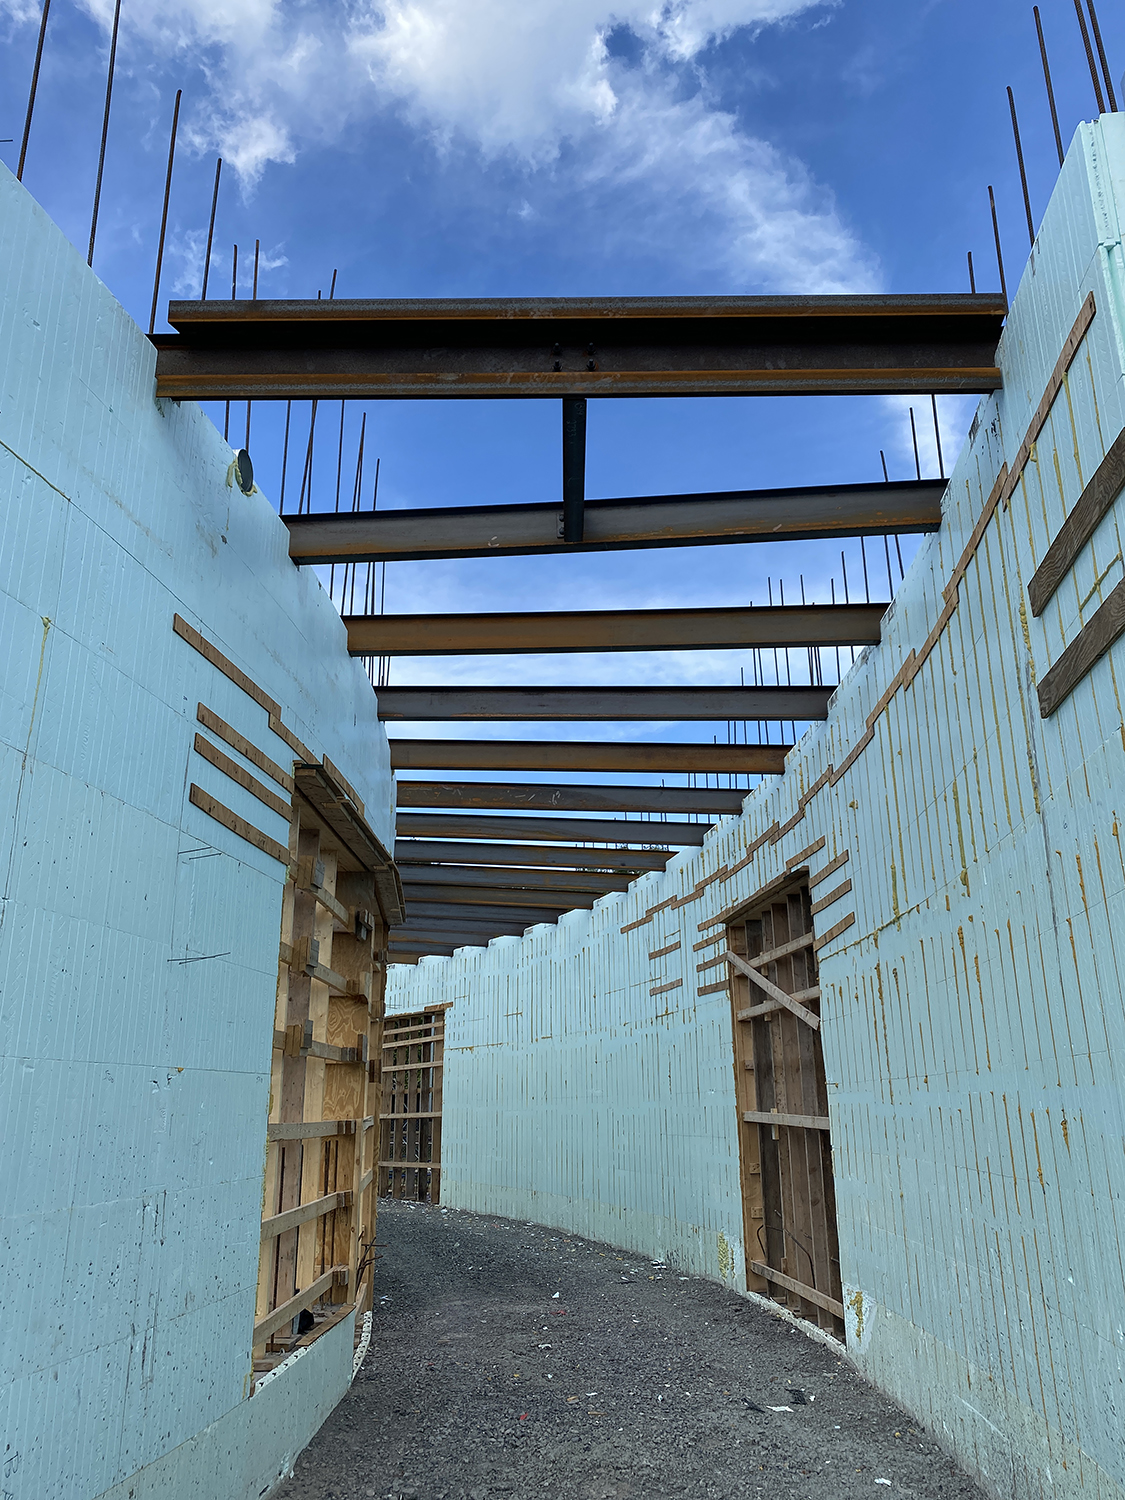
2, 0, 1121, 762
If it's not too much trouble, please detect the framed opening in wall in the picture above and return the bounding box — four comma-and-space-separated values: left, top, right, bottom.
725, 870, 845, 1340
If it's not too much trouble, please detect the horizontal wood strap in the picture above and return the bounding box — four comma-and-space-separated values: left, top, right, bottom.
693, 931, 726, 952
261, 1190, 352, 1242
380, 1160, 440, 1169
188, 784, 289, 865
725, 951, 820, 1030
1029, 424, 1125, 614
381, 1061, 444, 1074
809, 850, 849, 888
697, 979, 730, 996
174, 613, 281, 715
813, 913, 855, 952
785, 835, 825, 869
271, 1023, 366, 1063
749, 1261, 844, 1319
194, 733, 291, 820
197, 704, 294, 791
810, 878, 852, 916
359, 1167, 374, 1195
381, 1110, 442, 1119
649, 941, 681, 959
253, 1264, 349, 1346
268, 712, 316, 764
267, 1119, 359, 1141
1038, 578, 1125, 716
744, 1109, 831, 1130
650, 978, 683, 996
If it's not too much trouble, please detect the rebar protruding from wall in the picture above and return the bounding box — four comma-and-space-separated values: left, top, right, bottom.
880, 449, 889, 483
148, 89, 182, 337
1085, 1, 1118, 112
967, 250, 976, 293
1034, 7, 1065, 168
909, 407, 921, 480
278, 400, 292, 515
1008, 86, 1035, 247
201, 158, 222, 299
1073, 0, 1106, 113
87, 0, 122, 267
988, 186, 1008, 305
931, 394, 945, 479
16, 0, 52, 182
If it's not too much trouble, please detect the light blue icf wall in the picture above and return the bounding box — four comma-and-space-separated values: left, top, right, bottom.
389, 117, 1125, 1500
0, 161, 393, 1499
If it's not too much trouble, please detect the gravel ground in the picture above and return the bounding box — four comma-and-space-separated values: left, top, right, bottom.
274, 1200, 989, 1500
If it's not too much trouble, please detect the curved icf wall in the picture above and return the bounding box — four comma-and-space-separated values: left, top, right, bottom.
390, 118, 1125, 1500
0, 161, 393, 1499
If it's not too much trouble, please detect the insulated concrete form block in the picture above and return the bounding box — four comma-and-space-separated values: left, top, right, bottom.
0, 161, 395, 1499
390, 117, 1125, 1500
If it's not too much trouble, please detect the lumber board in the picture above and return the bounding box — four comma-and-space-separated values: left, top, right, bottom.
253, 1265, 349, 1345
724, 951, 821, 1030
1028, 424, 1125, 615
261, 1191, 351, 1242
267, 1119, 358, 1141
188, 783, 289, 865
197, 703, 294, 790
749, 1261, 844, 1320
743, 1110, 831, 1130
1037, 578, 1125, 716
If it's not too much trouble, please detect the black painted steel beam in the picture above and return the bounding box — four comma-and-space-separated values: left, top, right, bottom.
284, 479, 944, 564
155, 294, 1005, 400
395, 812, 710, 844
388, 740, 790, 773
396, 780, 746, 814
404, 901, 573, 927
346, 603, 882, 657
376, 685, 831, 721
403, 882, 603, 909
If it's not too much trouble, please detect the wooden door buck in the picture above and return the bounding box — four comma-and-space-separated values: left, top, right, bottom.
726, 871, 845, 1338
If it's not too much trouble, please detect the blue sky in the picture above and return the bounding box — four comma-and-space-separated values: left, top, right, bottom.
3, 0, 1122, 775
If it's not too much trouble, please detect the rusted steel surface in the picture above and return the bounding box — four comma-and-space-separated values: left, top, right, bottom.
395, 779, 746, 814
388, 739, 791, 773
284, 480, 946, 563
349, 603, 882, 656
402, 900, 572, 927
154, 293, 1005, 399
395, 811, 710, 845
402, 882, 605, 908
375, 685, 833, 721
397, 864, 633, 894
395, 839, 671, 871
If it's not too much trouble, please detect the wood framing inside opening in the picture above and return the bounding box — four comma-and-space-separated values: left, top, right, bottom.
726, 870, 844, 1339
379, 1007, 448, 1202
253, 764, 397, 1381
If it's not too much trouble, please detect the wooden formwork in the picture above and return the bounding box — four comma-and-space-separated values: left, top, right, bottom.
252, 764, 399, 1379
378, 1006, 449, 1203
726, 870, 845, 1339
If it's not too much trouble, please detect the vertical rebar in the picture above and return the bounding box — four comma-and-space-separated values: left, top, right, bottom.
16, 0, 52, 182
883, 535, 894, 597
87, 0, 122, 266
880, 449, 889, 482
201, 158, 221, 298
931, 393, 945, 479
278, 400, 292, 514
860, 538, 870, 602
1008, 86, 1035, 246
909, 407, 922, 480
1034, 7, 1065, 167
224, 243, 236, 441
1073, 0, 1106, 113
148, 89, 182, 336
967, 249, 976, 293
988, 186, 1008, 305
1086, 1, 1118, 111
245, 240, 260, 452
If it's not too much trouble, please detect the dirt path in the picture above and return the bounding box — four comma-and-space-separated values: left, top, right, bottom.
274, 1200, 988, 1500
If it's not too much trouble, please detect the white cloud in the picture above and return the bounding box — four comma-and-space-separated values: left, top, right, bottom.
8, 0, 872, 291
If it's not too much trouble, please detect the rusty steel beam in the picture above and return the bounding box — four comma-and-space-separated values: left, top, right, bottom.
348, 603, 882, 657
388, 739, 790, 774
405, 901, 574, 927
396, 811, 709, 844
375, 685, 832, 721
403, 882, 603, 909
392, 926, 533, 947
396, 780, 746, 815
284, 479, 945, 564
395, 839, 671, 871
396, 864, 633, 894
155, 294, 1004, 400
